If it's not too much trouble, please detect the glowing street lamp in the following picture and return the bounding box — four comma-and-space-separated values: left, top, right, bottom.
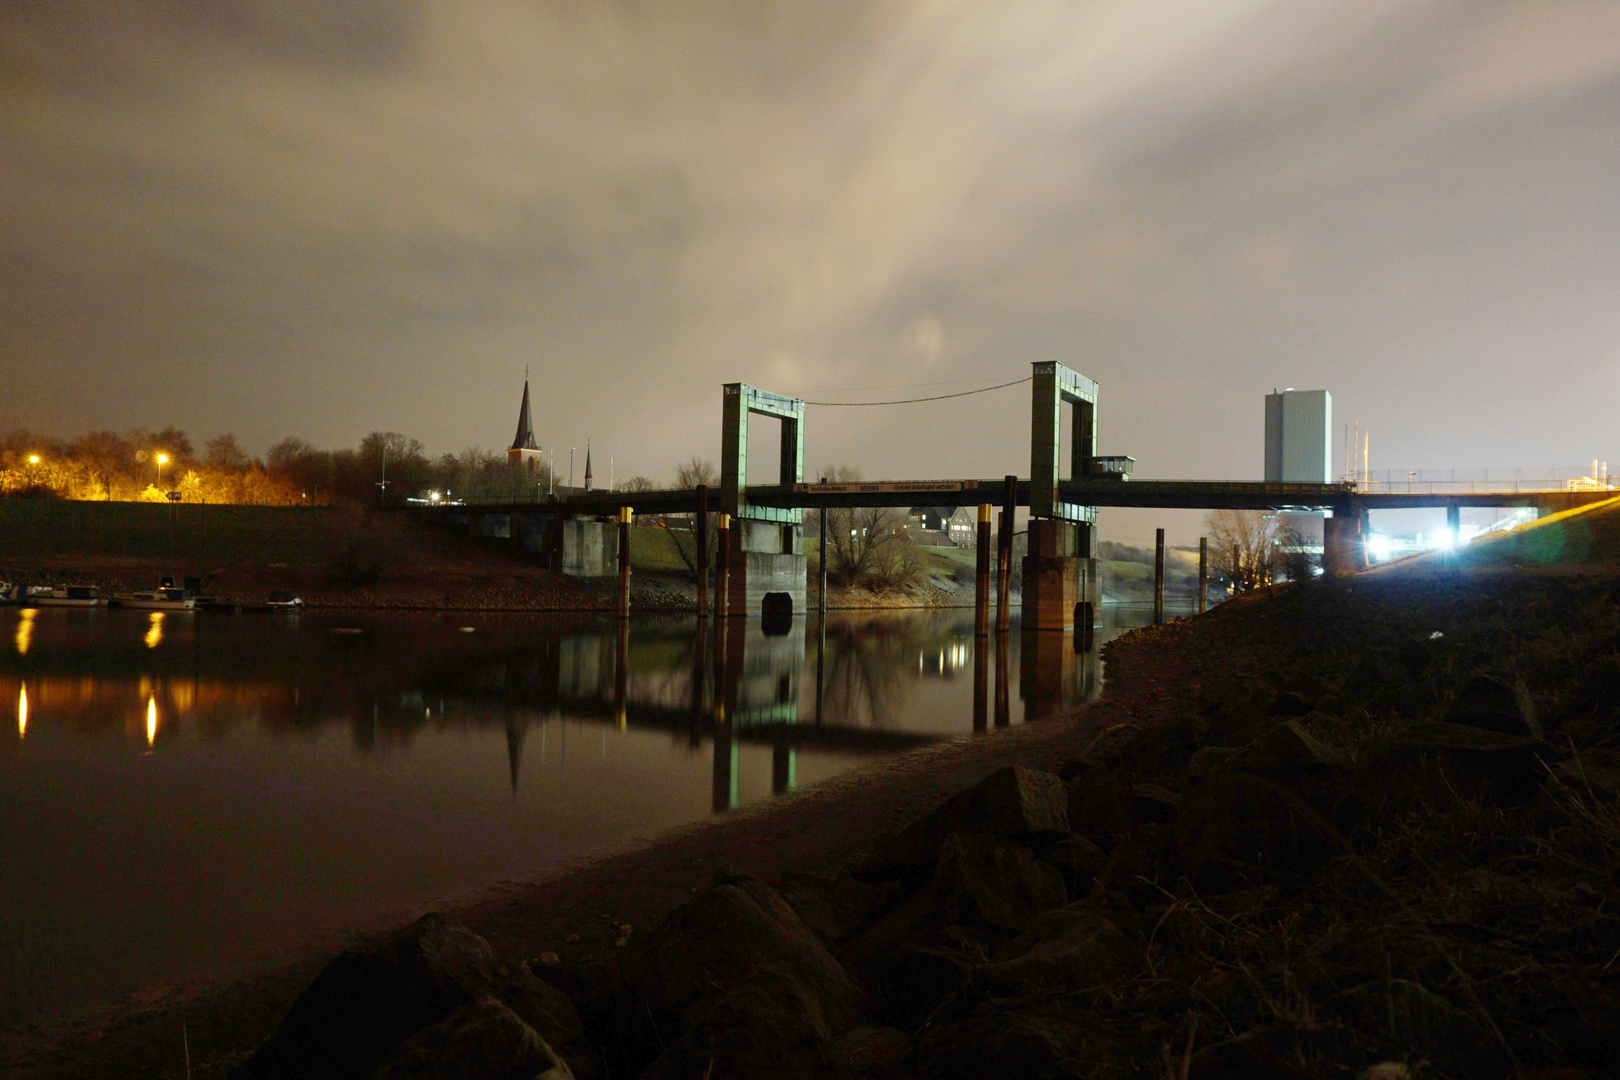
155, 452, 169, 489
27, 455, 40, 465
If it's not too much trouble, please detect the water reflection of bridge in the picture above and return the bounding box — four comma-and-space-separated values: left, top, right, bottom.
439, 615, 1099, 811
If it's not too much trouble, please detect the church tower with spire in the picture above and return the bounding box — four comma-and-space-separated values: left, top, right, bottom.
583, 442, 593, 492
508, 373, 543, 469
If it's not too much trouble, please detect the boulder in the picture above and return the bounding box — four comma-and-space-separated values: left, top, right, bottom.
1268, 690, 1315, 717
233, 913, 497, 1080
491, 962, 588, 1074
830, 1025, 912, 1079
1175, 770, 1339, 885
1066, 767, 1131, 841
857, 767, 1069, 876
627, 869, 862, 1045
1384, 720, 1544, 802
1448, 674, 1538, 736
935, 833, 1067, 933
882, 946, 974, 1030
634, 962, 839, 1080
915, 998, 1106, 1079
372, 997, 573, 1080
1238, 719, 1349, 773
975, 905, 1139, 994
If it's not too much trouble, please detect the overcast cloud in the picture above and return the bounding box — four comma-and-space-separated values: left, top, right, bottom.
4, 0, 1619, 534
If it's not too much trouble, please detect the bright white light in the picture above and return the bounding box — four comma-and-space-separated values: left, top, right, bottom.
1368, 534, 1393, 561
1433, 528, 1454, 550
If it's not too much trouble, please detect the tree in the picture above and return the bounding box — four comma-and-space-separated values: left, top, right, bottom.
620, 475, 656, 492
205, 433, 253, 470
674, 457, 717, 489
1204, 509, 1280, 593
810, 465, 923, 591
266, 437, 315, 474
670, 458, 719, 580
69, 430, 134, 500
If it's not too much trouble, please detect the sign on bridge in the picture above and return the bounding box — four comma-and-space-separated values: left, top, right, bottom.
794, 480, 983, 496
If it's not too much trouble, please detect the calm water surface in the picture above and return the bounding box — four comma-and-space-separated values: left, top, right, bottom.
0, 602, 1176, 1023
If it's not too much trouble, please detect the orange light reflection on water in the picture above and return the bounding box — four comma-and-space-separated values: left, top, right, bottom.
144, 613, 164, 650
17, 684, 26, 738
15, 609, 34, 655
146, 696, 157, 747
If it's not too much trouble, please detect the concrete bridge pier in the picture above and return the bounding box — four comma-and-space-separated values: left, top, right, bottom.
1323, 504, 1369, 576
722, 520, 806, 618
1020, 518, 1100, 632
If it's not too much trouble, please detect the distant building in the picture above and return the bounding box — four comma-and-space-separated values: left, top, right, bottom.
508, 378, 544, 469
1264, 389, 1331, 483
905, 506, 975, 547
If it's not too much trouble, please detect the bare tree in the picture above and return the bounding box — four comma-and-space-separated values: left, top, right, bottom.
1204, 509, 1280, 593
671, 457, 720, 580
809, 465, 925, 591
205, 433, 253, 471
674, 457, 717, 489
620, 475, 656, 492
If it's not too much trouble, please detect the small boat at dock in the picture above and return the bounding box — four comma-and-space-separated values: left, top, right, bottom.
29, 585, 106, 608
113, 588, 196, 611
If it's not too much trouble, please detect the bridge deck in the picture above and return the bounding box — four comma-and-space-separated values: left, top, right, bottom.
430, 480, 1618, 515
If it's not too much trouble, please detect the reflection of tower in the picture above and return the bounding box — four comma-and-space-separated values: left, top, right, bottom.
508, 374, 544, 469
505, 716, 525, 793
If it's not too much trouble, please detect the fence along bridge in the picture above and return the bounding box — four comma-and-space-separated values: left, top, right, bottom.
425, 362, 1616, 630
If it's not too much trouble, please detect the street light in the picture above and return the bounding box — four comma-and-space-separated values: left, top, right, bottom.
27, 455, 40, 465
155, 452, 169, 489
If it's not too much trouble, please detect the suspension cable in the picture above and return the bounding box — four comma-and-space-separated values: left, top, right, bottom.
803, 376, 1031, 407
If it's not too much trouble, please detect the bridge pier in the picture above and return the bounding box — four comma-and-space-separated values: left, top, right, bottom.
1020, 519, 1100, 631
722, 520, 806, 618
1323, 505, 1368, 576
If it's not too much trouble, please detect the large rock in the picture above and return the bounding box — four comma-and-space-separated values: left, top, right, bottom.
1066, 767, 1131, 842
233, 913, 497, 1080
975, 905, 1140, 994
915, 998, 1107, 1079
1175, 770, 1339, 886
1238, 719, 1349, 773
858, 767, 1069, 877
634, 962, 839, 1080
492, 962, 589, 1075
829, 1025, 912, 1079
935, 832, 1067, 933
372, 997, 573, 1080
1448, 673, 1537, 736
627, 869, 862, 1069
1384, 720, 1544, 802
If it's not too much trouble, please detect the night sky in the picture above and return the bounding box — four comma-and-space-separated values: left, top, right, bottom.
4, 2, 1619, 537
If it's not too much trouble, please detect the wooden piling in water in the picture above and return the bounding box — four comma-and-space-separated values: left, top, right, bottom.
818, 501, 828, 614
715, 513, 731, 619
617, 507, 633, 620
1198, 536, 1208, 614
996, 474, 1015, 633
695, 485, 709, 617
975, 503, 993, 636
1153, 527, 1165, 625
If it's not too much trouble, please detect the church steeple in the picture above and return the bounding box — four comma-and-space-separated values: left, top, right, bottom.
583, 442, 593, 492
507, 372, 543, 467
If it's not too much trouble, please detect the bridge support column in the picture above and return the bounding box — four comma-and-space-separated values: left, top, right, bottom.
1153, 528, 1166, 626
723, 519, 806, 618
1446, 503, 1461, 543
974, 504, 992, 636
1323, 506, 1367, 576
1020, 519, 1099, 631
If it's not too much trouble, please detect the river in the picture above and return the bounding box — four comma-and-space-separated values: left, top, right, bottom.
0, 601, 1182, 1026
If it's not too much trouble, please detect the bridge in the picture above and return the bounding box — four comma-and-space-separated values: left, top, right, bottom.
421, 362, 1616, 627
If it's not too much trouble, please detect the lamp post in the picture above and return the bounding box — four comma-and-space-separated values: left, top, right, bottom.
155, 452, 169, 490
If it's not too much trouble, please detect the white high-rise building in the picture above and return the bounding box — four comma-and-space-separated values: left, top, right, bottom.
1264, 389, 1332, 483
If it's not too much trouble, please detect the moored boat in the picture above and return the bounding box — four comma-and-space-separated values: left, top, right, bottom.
265, 590, 304, 611
114, 588, 196, 611
30, 585, 106, 608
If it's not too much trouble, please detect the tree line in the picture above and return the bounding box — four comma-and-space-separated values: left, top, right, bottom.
0, 427, 556, 506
